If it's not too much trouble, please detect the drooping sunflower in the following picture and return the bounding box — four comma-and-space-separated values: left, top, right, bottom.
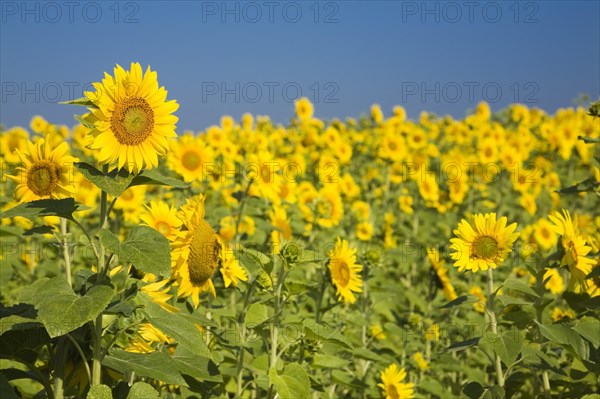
548, 209, 595, 289
377, 363, 414, 399
84, 62, 179, 173
172, 195, 220, 307
449, 213, 520, 273
427, 248, 457, 301
8, 139, 78, 202
140, 200, 183, 241
327, 238, 363, 304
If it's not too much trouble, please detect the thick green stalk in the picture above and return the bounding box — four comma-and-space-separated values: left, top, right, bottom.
486, 268, 504, 387
60, 218, 72, 286
92, 182, 108, 386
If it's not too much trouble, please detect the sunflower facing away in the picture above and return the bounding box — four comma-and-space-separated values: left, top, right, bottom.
378, 363, 415, 399
327, 238, 363, 304
84, 62, 179, 173
9, 139, 78, 202
449, 213, 520, 273
548, 209, 595, 289
172, 195, 221, 307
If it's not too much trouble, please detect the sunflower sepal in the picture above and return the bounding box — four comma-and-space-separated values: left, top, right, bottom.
60, 97, 98, 108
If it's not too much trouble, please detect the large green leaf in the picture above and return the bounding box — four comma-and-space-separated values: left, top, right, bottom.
502, 278, 540, 298
269, 363, 309, 399
129, 170, 188, 189
535, 320, 590, 361
444, 337, 480, 352
574, 317, 600, 349
0, 304, 41, 334
171, 347, 222, 382
479, 330, 523, 367
1, 198, 86, 221
99, 226, 171, 277
17, 277, 113, 338
144, 302, 210, 357
102, 349, 186, 386
60, 97, 96, 107
126, 382, 160, 399
75, 162, 134, 197
439, 295, 479, 309
245, 303, 272, 327
87, 384, 113, 399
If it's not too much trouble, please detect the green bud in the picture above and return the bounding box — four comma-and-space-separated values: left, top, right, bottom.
280, 241, 304, 267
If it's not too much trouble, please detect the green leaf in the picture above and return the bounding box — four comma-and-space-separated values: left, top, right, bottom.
22, 225, 55, 236
74, 114, 95, 129
439, 295, 479, 309
0, 373, 19, 399
60, 97, 96, 107
75, 162, 134, 197
502, 278, 540, 298
126, 382, 160, 399
2, 198, 86, 222
171, 347, 222, 382
144, 301, 210, 358
303, 321, 351, 349
103, 349, 186, 386
269, 363, 309, 399
578, 135, 600, 143
444, 337, 480, 352
19, 277, 113, 338
129, 170, 188, 189
480, 330, 523, 367
87, 384, 112, 399
574, 317, 600, 349
99, 226, 171, 277
535, 320, 590, 361
557, 178, 599, 195
0, 304, 41, 334
245, 303, 272, 327
463, 381, 484, 399
312, 354, 349, 369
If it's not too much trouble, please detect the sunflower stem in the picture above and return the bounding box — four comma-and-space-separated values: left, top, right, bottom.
52, 338, 67, 399
92, 170, 109, 386
269, 265, 286, 397
486, 267, 504, 387
60, 218, 72, 287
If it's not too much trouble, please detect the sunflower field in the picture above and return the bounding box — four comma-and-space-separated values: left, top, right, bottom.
1, 63, 599, 399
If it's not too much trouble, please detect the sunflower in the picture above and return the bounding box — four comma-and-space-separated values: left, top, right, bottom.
548, 209, 595, 289
172, 195, 220, 307
295, 97, 314, 122
1, 127, 29, 163
140, 200, 183, 241
167, 133, 214, 182
543, 268, 564, 294
113, 186, 146, 223
84, 62, 179, 173
220, 247, 248, 288
534, 218, 557, 250
427, 248, 457, 301
469, 286, 486, 313
140, 280, 179, 313
8, 139, 78, 202
356, 222, 374, 241
270, 206, 292, 254
327, 238, 363, 304
378, 364, 414, 399
314, 186, 344, 228
449, 213, 520, 273
412, 352, 429, 371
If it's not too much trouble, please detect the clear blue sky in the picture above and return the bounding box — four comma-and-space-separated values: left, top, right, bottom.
1, 1, 598, 131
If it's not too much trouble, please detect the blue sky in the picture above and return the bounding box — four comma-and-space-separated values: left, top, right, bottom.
1, 1, 598, 131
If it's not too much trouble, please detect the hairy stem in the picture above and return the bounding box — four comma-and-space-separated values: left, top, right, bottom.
486, 268, 504, 387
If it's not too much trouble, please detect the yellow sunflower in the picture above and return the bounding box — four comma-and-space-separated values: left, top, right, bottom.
84, 62, 179, 173
220, 247, 248, 288
533, 218, 557, 250
327, 238, 363, 304
113, 185, 146, 223
167, 133, 214, 182
378, 364, 414, 399
314, 186, 344, 228
172, 195, 220, 307
356, 222, 374, 241
140, 200, 183, 241
295, 97, 314, 122
548, 209, 595, 289
449, 213, 520, 273
140, 280, 179, 313
427, 248, 457, 301
1, 127, 29, 163
8, 139, 78, 202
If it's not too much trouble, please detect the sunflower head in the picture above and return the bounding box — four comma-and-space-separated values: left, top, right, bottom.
378, 363, 415, 399
9, 139, 78, 203
327, 238, 363, 304
449, 213, 519, 273
85, 63, 178, 173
